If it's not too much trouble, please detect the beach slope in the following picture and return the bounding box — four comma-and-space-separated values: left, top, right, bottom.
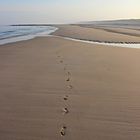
0, 34, 140, 140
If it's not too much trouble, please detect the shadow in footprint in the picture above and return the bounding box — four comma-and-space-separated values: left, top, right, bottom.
60, 126, 67, 136
66, 78, 70, 82
64, 95, 68, 100
68, 85, 73, 89
60, 60, 63, 63
62, 107, 69, 114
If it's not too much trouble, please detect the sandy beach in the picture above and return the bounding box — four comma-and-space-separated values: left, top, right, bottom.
53, 25, 140, 43
0, 26, 140, 140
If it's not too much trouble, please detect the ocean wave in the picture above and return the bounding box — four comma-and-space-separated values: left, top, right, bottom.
0, 25, 57, 45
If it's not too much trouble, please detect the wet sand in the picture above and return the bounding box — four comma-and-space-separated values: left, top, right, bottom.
0, 29, 140, 140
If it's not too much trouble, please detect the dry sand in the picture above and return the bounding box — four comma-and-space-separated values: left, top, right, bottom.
80, 25, 140, 37
0, 28, 140, 140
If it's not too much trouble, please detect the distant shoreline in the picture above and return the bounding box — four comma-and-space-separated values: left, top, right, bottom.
11, 24, 55, 26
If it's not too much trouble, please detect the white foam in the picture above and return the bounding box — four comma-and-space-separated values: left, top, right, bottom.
0, 26, 58, 45
57, 36, 140, 49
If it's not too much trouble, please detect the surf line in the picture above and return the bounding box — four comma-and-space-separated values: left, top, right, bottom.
51, 35, 140, 49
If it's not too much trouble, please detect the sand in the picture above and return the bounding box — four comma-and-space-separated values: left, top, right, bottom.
0, 27, 140, 140
53, 25, 140, 43
80, 25, 140, 37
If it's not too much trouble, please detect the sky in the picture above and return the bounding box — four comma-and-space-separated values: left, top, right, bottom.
0, 0, 140, 25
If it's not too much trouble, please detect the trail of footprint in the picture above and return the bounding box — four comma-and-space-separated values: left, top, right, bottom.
56, 53, 73, 137
57, 54, 82, 138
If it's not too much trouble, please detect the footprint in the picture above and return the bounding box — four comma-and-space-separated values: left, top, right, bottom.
60, 60, 63, 63
68, 85, 73, 89
62, 107, 69, 114
67, 72, 71, 76
60, 126, 67, 136
63, 95, 68, 100
66, 78, 70, 82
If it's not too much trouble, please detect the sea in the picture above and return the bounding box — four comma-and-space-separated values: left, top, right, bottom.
0, 25, 57, 45
0, 25, 140, 49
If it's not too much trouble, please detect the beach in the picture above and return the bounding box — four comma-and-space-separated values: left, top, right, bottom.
53, 25, 140, 43
0, 25, 140, 140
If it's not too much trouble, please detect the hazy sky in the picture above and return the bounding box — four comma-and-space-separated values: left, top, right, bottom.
0, 0, 139, 24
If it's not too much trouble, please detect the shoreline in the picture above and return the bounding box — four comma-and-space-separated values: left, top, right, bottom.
52, 35, 140, 49
1, 34, 140, 49
53, 25, 140, 45
54, 35, 140, 44
1, 24, 140, 48
0, 25, 58, 45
